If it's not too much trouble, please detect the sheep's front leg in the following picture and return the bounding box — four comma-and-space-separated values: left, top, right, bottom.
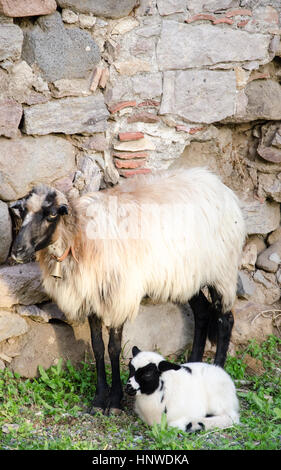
88, 313, 109, 414
106, 325, 124, 415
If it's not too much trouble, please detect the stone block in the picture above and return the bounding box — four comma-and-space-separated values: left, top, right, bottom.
157, 21, 271, 71
0, 0, 57, 17
122, 302, 194, 359
233, 80, 281, 122
21, 12, 100, 82
0, 135, 75, 201
160, 70, 236, 124
0, 24, 23, 61
0, 263, 48, 309
240, 197, 280, 235
0, 99, 22, 138
0, 201, 12, 264
57, 0, 138, 19
23, 94, 109, 135
0, 310, 28, 343
256, 241, 281, 273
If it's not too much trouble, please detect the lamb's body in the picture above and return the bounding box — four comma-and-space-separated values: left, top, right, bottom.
128, 350, 239, 432
38, 168, 245, 328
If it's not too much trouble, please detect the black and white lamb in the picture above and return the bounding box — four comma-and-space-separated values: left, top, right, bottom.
126, 347, 239, 432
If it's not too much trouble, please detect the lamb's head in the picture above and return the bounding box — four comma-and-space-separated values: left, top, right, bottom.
11, 184, 69, 263
125, 346, 165, 396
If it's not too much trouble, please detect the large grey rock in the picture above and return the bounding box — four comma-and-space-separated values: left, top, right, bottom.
240, 197, 281, 235
0, 201, 12, 264
0, 135, 75, 201
186, 0, 237, 12
106, 72, 163, 103
160, 70, 236, 124
233, 80, 281, 122
23, 94, 109, 135
157, 21, 271, 71
57, 0, 138, 19
0, 263, 48, 309
122, 302, 194, 359
0, 24, 23, 61
256, 241, 281, 273
21, 12, 100, 82
0, 310, 28, 343
10, 319, 92, 378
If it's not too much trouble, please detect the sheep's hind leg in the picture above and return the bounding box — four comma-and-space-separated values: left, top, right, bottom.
188, 290, 212, 362
106, 325, 124, 416
209, 287, 234, 368
88, 313, 109, 414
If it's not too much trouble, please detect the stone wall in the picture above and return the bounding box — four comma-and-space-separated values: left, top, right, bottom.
0, 0, 281, 376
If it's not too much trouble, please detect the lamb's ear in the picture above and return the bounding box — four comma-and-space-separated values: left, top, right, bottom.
132, 346, 141, 357
158, 360, 181, 373
57, 204, 68, 215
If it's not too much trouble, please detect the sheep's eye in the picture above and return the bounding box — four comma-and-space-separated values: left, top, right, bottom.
46, 213, 57, 222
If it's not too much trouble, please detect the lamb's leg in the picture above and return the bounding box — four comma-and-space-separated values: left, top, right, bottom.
185, 414, 239, 432
88, 313, 109, 414
106, 325, 124, 415
188, 290, 211, 362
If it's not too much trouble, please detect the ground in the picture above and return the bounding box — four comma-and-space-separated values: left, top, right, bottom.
0, 335, 280, 451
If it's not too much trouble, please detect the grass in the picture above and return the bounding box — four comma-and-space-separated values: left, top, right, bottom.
0, 335, 280, 450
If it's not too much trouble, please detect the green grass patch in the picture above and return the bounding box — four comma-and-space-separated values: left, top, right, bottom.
0, 335, 280, 450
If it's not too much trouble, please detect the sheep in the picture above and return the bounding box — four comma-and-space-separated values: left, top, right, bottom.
126, 346, 240, 432
11, 167, 245, 415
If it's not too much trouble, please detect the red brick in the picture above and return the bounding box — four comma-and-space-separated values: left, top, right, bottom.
237, 19, 250, 27
175, 125, 204, 134
114, 158, 146, 169
185, 14, 216, 23
127, 112, 160, 124
90, 67, 103, 92
108, 101, 137, 114
118, 132, 144, 142
212, 17, 234, 25
137, 100, 160, 107
112, 151, 149, 160
119, 168, 151, 178
226, 9, 252, 17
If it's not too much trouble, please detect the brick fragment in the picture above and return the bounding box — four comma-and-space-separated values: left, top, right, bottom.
137, 100, 160, 107
226, 9, 252, 17
175, 125, 204, 134
114, 158, 146, 169
118, 132, 144, 142
119, 168, 151, 178
185, 14, 216, 23
237, 19, 250, 27
212, 18, 234, 25
108, 101, 137, 114
112, 151, 148, 160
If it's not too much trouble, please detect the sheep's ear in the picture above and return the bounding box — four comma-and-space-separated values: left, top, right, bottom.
132, 346, 141, 357
58, 204, 68, 215
158, 360, 181, 373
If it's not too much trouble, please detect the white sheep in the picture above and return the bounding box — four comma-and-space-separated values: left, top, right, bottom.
11, 167, 245, 414
126, 346, 240, 432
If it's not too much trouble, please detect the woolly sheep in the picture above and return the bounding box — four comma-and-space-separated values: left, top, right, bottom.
11, 167, 245, 414
126, 346, 240, 432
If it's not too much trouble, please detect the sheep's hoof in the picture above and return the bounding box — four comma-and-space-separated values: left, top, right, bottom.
105, 407, 123, 416
89, 405, 105, 416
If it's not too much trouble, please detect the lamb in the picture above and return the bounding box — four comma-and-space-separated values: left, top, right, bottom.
11, 167, 245, 415
126, 346, 240, 432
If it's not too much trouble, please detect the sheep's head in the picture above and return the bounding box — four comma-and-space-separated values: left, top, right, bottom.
11, 184, 68, 263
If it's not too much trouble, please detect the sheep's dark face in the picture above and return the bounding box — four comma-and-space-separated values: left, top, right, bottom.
11, 185, 68, 263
